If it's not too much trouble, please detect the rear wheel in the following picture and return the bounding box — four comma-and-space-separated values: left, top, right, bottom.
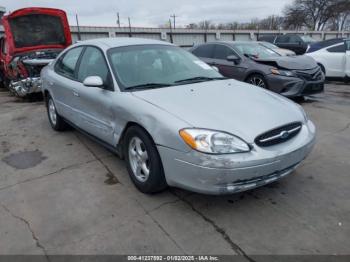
46, 94, 69, 131
246, 74, 268, 89
124, 126, 167, 194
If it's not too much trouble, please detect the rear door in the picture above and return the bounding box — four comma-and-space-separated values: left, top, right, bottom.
74, 46, 115, 144
212, 44, 245, 80
345, 40, 350, 77
50, 46, 84, 124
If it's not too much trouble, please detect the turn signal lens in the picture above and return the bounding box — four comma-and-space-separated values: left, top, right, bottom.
179, 130, 197, 149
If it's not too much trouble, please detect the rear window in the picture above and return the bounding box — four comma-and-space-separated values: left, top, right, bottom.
9, 14, 66, 48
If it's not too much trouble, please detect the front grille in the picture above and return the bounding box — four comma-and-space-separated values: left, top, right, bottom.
294, 67, 323, 81
255, 122, 302, 147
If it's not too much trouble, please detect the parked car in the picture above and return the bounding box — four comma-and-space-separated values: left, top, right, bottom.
259, 41, 296, 56
305, 38, 350, 80
190, 41, 325, 98
259, 34, 316, 55
42, 38, 316, 195
0, 7, 72, 96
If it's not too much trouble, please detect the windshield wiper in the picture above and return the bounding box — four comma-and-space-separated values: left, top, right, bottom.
175, 76, 227, 84
125, 83, 173, 90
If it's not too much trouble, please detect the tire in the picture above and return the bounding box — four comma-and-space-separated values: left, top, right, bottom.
46, 94, 69, 131
124, 126, 167, 194
246, 74, 268, 89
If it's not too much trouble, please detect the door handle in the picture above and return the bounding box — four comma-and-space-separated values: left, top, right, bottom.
73, 89, 80, 97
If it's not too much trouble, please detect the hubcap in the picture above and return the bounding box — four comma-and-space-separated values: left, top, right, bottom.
48, 99, 57, 126
128, 137, 150, 182
249, 77, 266, 88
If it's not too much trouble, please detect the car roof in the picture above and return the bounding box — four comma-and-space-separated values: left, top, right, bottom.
307, 38, 346, 53
73, 37, 173, 50
197, 41, 260, 45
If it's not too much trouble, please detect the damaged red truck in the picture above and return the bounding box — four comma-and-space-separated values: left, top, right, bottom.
0, 8, 72, 96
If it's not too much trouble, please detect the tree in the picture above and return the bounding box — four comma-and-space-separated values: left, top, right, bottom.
284, 0, 349, 30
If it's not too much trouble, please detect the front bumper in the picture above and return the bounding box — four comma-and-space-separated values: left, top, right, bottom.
9, 77, 42, 97
266, 74, 324, 97
158, 120, 316, 195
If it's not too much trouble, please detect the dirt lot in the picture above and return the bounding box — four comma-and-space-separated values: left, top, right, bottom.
0, 83, 349, 258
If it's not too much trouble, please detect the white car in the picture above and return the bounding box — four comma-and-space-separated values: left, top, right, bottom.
306, 38, 350, 79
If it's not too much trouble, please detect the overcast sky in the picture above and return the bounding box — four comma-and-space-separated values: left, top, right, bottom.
1, 0, 293, 27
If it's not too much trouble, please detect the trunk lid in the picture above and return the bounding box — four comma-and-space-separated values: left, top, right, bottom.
2, 7, 72, 55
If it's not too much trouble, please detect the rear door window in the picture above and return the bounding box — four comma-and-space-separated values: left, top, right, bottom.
289, 35, 301, 43
192, 44, 215, 58
55, 47, 84, 79
275, 35, 289, 43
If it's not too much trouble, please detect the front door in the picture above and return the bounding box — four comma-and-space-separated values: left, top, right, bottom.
212, 44, 245, 81
74, 46, 115, 145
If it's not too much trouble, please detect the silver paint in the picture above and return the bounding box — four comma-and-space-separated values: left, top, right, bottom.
41, 38, 316, 195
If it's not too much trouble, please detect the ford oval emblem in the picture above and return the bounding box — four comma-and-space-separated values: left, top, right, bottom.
280, 131, 290, 139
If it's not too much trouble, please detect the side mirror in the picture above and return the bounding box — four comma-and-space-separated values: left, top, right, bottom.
83, 76, 104, 87
227, 55, 241, 64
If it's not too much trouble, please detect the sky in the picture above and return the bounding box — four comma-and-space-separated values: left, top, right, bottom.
1, 0, 293, 27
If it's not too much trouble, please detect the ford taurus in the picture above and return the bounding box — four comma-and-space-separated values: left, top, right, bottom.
41, 38, 316, 195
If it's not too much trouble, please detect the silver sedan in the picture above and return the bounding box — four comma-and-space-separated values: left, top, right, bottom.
41, 38, 316, 195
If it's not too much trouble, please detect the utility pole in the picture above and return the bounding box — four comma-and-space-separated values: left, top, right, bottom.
75, 13, 81, 41
169, 19, 174, 43
116, 12, 121, 28
128, 17, 132, 37
170, 14, 177, 29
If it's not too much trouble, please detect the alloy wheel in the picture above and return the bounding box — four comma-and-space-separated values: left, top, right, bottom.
48, 99, 57, 126
128, 137, 150, 182
249, 76, 266, 88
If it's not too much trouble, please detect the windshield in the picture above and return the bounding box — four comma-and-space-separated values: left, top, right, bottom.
107, 45, 223, 90
232, 43, 280, 59
300, 35, 316, 43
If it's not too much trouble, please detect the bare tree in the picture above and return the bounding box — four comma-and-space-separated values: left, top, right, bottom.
284, 0, 348, 30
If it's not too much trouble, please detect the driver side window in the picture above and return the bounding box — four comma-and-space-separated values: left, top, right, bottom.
77, 47, 112, 89
213, 45, 234, 60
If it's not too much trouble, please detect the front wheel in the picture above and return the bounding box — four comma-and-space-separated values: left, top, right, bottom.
124, 126, 167, 194
246, 74, 268, 89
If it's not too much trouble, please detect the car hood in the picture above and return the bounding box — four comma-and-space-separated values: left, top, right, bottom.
2, 8, 72, 55
132, 79, 304, 143
255, 55, 317, 70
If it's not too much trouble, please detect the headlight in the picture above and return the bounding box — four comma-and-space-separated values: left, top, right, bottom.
179, 129, 250, 154
271, 68, 296, 77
